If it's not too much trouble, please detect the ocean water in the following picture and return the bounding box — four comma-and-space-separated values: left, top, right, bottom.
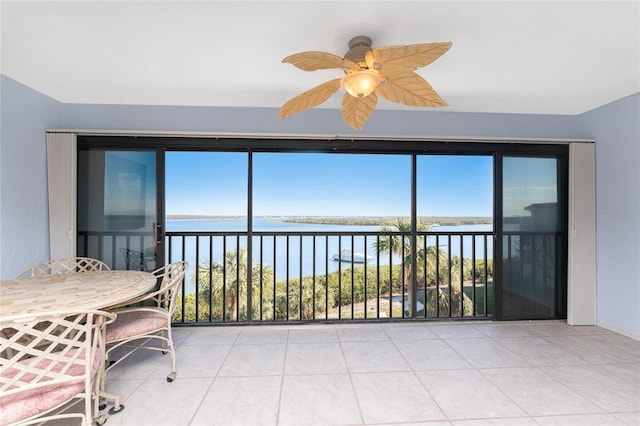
165, 217, 493, 293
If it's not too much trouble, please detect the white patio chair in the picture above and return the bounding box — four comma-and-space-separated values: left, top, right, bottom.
15, 257, 111, 278
104, 261, 188, 386
0, 309, 115, 426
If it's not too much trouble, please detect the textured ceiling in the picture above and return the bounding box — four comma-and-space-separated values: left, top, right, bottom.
1, 1, 639, 115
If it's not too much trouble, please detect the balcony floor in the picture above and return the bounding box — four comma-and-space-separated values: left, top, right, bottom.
98, 321, 639, 425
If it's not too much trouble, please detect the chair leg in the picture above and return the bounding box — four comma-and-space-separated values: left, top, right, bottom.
166, 328, 176, 382
98, 351, 125, 415
99, 389, 125, 415
92, 372, 110, 425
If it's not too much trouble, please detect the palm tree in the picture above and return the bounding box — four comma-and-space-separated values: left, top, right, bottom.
194, 247, 273, 321
373, 217, 429, 316
374, 218, 472, 315
416, 246, 475, 317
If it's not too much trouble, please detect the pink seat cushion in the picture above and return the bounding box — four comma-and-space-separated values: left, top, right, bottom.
0, 348, 102, 425
106, 308, 168, 343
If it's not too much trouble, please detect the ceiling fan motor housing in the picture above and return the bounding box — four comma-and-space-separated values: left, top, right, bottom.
344, 35, 372, 66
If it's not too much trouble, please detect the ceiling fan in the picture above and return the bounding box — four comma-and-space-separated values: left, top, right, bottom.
279, 36, 452, 130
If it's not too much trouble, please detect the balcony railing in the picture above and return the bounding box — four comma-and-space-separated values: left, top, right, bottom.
80, 229, 494, 323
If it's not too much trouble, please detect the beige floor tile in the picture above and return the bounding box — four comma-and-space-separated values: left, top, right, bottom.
481, 367, 603, 416
383, 324, 440, 340
588, 334, 640, 357
352, 371, 446, 423
284, 342, 348, 374
473, 323, 535, 338
612, 411, 640, 425
147, 344, 231, 379
279, 374, 362, 425
445, 338, 530, 368
430, 325, 487, 339
337, 325, 389, 342
97, 322, 639, 425
494, 336, 585, 366
417, 369, 526, 420
106, 346, 168, 380
517, 321, 584, 337
218, 343, 286, 376
541, 365, 640, 412
452, 418, 537, 425
235, 329, 289, 345
190, 376, 281, 425
595, 362, 640, 386
103, 378, 213, 425
395, 339, 472, 371
341, 340, 410, 372
533, 413, 625, 425
179, 328, 239, 346
287, 328, 339, 343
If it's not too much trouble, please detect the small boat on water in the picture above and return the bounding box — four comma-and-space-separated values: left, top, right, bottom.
333, 248, 373, 263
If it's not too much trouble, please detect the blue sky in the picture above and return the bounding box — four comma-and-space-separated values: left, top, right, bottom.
165, 152, 494, 217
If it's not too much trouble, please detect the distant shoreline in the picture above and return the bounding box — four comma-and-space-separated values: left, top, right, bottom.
166, 215, 492, 226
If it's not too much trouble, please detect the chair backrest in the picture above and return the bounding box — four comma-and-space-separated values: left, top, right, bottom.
0, 310, 115, 425
15, 257, 111, 278
151, 261, 188, 315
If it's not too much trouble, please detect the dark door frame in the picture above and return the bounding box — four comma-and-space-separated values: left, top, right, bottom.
78, 135, 569, 321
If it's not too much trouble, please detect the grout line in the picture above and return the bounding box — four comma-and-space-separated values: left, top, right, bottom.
273, 328, 290, 425
337, 326, 366, 425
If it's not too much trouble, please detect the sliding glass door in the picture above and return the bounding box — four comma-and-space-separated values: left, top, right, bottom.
497, 154, 568, 320
77, 148, 164, 271
75, 135, 569, 323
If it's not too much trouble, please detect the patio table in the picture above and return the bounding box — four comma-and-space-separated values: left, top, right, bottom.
0, 270, 157, 317
0, 270, 156, 423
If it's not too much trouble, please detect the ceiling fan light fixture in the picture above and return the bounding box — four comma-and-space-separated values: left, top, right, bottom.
280, 37, 452, 130
341, 70, 381, 98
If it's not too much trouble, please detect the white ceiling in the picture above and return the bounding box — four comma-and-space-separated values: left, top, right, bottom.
1, 1, 639, 115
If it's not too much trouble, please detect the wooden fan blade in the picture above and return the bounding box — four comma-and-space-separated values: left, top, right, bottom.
279, 78, 342, 119
365, 50, 380, 71
375, 73, 448, 107
370, 42, 452, 73
341, 92, 378, 131
282, 51, 360, 71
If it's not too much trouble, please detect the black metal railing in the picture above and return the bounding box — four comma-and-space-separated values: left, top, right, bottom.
78, 229, 495, 323
501, 231, 566, 319
164, 229, 494, 324
77, 231, 156, 271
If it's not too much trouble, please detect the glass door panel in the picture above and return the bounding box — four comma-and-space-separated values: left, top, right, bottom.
499, 156, 567, 319
77, 150, 160, 271
164, 152, 248, 322
416, 155, 494, 318
252, 153, 411, 320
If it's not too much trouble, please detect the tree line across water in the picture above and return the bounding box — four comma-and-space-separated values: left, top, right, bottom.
167, 215, 492, 227
282, 216, 492, 226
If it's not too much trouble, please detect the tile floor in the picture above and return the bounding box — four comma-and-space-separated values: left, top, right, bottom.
94, 321, 639, 425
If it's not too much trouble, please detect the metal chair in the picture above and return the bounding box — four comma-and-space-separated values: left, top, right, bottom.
104, 261, 188, 386
15, 257, 111, 278
0, 310, 115, 426
120, 248, 156, 271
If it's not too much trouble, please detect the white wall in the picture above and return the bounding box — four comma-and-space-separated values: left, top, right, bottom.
577, 93, 640, 339
0, 76, 61, 277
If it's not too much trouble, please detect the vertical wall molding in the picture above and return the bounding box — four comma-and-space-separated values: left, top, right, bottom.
46, 132, 77, 259
567, 141, 597, 325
